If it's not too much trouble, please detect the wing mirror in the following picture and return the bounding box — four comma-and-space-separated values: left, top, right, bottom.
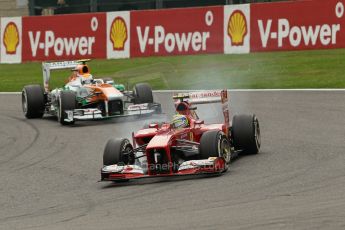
149, 123, 159, 129
194, 120, 204, 125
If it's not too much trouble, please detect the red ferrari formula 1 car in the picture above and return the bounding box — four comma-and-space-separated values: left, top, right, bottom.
101, 90, 260, 182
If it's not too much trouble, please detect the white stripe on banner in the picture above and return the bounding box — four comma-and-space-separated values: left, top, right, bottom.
153, 89, 345, 93
1, 89, 345, 95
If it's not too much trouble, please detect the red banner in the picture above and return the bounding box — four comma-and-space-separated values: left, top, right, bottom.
3, 1, 345, 63
130, 6, 223, 57
22, 13, 106, 61
250, 0, 345, 51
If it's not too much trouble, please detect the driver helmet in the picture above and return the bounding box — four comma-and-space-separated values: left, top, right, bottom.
75, 64, 93, 84
172, 114, 189, 129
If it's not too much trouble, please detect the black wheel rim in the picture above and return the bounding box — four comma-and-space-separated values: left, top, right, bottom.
219, 136, 231, 163
122, 146, 134, 165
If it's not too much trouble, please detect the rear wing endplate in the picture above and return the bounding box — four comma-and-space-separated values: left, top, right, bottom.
42, 61, 79, 92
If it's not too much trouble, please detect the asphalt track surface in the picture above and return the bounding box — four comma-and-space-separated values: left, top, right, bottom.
1, 91, 345, 230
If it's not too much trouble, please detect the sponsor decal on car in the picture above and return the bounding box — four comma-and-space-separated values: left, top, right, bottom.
178, 159, 216, 171
190, 91, 222, 99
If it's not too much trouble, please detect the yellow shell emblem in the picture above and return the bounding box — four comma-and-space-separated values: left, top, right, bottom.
228, 10, 247, 46
110, 17, 127, 51
3, 22, 19, 54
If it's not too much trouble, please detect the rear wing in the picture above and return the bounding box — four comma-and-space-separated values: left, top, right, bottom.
173, 90, 230, 130
42, 61, 79, 92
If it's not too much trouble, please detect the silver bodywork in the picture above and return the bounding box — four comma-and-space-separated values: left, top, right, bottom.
41, 60, 161, 123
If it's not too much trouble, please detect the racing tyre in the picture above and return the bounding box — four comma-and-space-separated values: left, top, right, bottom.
232, 114, 261, 155
133, 83, 153, 104
57, 91, 76, 125
103, 138, 134, 166
199, 130, 231, 164
22, 85, 45, 119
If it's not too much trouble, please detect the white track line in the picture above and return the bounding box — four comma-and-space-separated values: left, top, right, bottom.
0, 92, 21, 94
1, 89, 345, 95
154, 89, 345, 92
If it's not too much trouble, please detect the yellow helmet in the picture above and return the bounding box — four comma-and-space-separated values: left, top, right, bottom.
172, 114, 189, 129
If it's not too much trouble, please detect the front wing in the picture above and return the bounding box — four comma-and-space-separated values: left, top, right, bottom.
101, 157, 227, 182
64, 103, 161, 122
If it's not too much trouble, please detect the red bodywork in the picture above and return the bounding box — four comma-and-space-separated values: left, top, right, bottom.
102, 90, 230, 181
134, 110, 227, 175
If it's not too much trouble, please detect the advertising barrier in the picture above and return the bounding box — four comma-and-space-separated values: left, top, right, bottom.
22, 13, 106, 61
0, 17, 22, 63
130, 6, 223, 57
250, 0, 345, 51
224, 4, 250, 54
1, 0, 345, 63
106, 11, 130, 59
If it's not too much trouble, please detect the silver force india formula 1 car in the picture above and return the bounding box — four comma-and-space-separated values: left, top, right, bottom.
21, 59, 161, 125
101, 90, 261, 182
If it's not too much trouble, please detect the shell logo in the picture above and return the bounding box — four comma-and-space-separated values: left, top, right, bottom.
227, 10, 247, 46
110, 17, 128, 51
3, 22, 19, 54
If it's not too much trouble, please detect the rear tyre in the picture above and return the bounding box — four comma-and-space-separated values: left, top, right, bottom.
103, 138, 134, 166
133, 83, 153, 104
199, 130, 231, 164
22, 85, 45, 119
57, 91, 76, 125
232, 114, 261, 154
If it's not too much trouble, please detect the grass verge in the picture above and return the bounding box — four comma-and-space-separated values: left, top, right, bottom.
0, 49, 344, 91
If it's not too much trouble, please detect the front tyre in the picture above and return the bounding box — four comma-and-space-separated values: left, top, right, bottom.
199, 130, 231, 164
22, 85, 45, 119
57, 91, 76, 125
232, 114, 261, 154
103, 138, 134, 166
